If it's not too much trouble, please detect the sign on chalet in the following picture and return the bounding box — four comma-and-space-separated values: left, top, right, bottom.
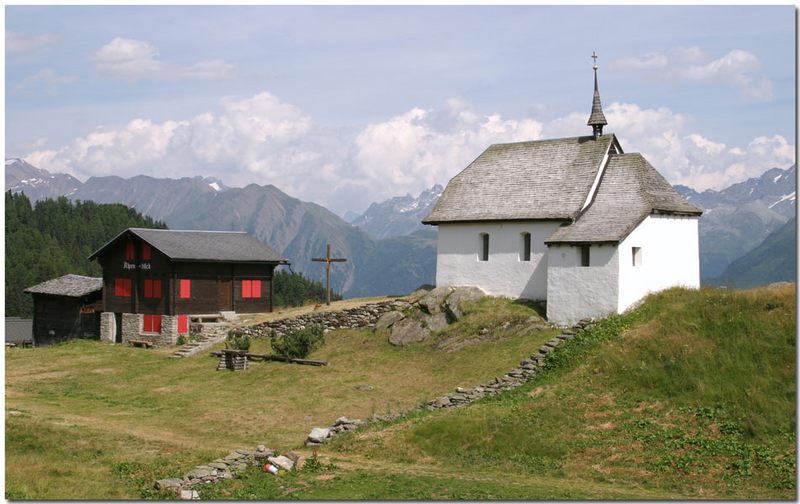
88, 228, 287, 346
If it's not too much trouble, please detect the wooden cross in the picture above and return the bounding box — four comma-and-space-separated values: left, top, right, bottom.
311, 244, 347, 305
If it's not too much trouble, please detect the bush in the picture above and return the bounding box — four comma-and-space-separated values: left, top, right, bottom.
225, 330, 251, 351
270, 324, 325, 359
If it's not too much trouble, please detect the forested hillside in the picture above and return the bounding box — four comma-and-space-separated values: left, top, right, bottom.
5, 192, 167, 317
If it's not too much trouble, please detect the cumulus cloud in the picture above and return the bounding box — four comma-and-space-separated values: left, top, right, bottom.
611, 47, 774, 100
92, 37, 237, 81
6, 31, 55, 53
23, 92, 794, 213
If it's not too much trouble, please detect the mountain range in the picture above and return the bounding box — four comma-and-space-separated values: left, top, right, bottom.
6, 159, 796, 293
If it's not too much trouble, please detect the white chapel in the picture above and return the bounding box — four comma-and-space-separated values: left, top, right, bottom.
422, 57, 702, 326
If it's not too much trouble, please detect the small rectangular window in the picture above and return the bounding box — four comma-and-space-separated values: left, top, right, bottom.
143, 279, 162, 299
521, 233, 531, 261
142, 243, 151, 261
177, 315, 188, 335
179, 279, 191, 299
479, 233, 489, 261
114, 278, 131, 297
143, 314, 162, 333
632, 247, 642, 267
241, 279, 262, 299
580, 245, 590, 267
125, 241, 135, 261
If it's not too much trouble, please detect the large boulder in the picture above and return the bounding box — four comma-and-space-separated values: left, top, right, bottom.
375, 311, 405, 331
444, 287, 486, 321
267, 455, 295, 471
389, 318, 432, 347
422, 312, 448, 332
419, 286, 454, 314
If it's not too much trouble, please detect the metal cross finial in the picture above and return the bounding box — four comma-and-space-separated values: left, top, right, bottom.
591, 51, 598, 70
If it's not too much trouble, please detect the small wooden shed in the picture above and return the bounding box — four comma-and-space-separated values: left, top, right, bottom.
24, 274, 103, 346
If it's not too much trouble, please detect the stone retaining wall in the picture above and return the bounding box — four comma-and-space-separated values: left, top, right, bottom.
238, 300, 411, 338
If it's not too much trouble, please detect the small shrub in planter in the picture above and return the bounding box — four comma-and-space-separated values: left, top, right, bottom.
225, 330, 251, 352
270, 324, 325, 359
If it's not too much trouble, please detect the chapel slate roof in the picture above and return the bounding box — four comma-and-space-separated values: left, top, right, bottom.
24, 274, 103, 298
422, 134, 618, 224
545, 153, 703, 244
88, 228, 287, 263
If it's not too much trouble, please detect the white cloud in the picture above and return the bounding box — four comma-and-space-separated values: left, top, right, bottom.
23, 92, 794, 213
6, 31, 55, 53
611, 47, 774, 101
92, 37, 237, 81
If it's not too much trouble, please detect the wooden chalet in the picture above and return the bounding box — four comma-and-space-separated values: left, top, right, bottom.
23, 274, 103, 346
88, 228, 287, 345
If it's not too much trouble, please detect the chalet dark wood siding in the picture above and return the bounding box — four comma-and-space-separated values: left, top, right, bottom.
92, 229, 283, 318
31, 293, 102, 346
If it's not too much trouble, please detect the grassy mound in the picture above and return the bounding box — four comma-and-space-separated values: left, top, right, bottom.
323, 285, 796, 499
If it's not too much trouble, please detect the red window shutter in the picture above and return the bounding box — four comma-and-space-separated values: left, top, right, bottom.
125, 279, 132, 297
142, 243, 151, 260
242, 280, 252, 298
125, 241, 135, 261
180, 279, 191, 299
154, 280, 162, 298
252, 280, 262, 298
177, 315, 188, 334
153, 314, 161, 333
143, 314, 151, 332
115, 278, 123, 296
144, 279, 153, 298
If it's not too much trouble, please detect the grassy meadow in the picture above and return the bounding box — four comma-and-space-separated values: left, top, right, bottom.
6, 286, 796, 499
5, 296, 557, 499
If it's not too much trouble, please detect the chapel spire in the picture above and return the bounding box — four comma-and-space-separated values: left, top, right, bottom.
587, 51, 608, 139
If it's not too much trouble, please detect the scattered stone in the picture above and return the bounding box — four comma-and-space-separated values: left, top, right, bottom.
267, 455, 294, 471
375, 311, 405, 331
388, 318, 432, 347
208, 462, 229, 470
155, 478, 183, 492
285, 451, 301, 463
355, 383, 374, 391
180, 489, 199, 500
186, 467, 213, 479
307, 427, 331, 444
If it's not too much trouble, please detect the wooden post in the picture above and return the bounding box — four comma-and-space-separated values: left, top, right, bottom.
311, 244, 347, 305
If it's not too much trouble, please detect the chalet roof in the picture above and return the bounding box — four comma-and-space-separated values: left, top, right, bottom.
422, 134, 619, 224
24, 274, 103, 298
88, 228, 287, 263
545, 153, 703, 244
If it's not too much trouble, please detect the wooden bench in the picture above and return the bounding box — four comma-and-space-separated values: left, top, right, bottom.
128, 339, 153, 348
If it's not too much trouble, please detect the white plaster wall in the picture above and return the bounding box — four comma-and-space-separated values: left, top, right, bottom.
436, 221, 563, 299
546, 243, 620, 326
617, 215, 700, 313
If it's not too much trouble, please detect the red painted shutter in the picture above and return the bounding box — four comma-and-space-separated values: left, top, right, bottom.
144, 279, 153, 298
177, 315, 188, 334
153, 314, 161, 333
143, 314, 151, 332
180, 279, 191, 299
142, 243, 151, 260
115, 278, 123, 296
125, 241, 135, 261
154, 280, 162, 298
242, 280, 252, 298
126, 279, 132, 297
252, 280, 262, 298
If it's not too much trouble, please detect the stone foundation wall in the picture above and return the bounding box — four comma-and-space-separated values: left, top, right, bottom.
120, 313, 179, 347
99, 312, 116, 343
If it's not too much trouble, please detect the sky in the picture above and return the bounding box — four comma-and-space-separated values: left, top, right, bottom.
5, 5, 796, 216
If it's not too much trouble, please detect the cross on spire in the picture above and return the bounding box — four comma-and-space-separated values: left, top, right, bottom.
587, 50, 608, 139
311, 244, 347, 305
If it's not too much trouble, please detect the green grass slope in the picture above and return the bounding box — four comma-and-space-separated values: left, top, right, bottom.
204, 285, 796, 500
